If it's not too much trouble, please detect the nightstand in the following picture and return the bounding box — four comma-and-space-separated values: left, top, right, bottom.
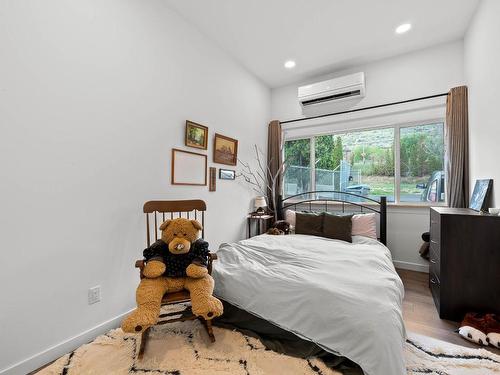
247, 214, 273, 238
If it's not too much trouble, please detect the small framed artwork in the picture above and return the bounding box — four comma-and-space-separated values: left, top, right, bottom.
469, 179, 493, 212
185, 120, 208, 150
214, 133, 238, 166
209, 167, 216, 191
219, 168, 235, 180
171, 148, 207, 186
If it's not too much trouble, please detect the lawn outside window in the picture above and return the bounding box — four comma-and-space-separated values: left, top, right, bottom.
283, 120, 446, 206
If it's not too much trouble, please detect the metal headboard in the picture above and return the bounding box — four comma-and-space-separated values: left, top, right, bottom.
277, 191, 387, 245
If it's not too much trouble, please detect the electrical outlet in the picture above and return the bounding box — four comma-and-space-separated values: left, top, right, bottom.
88, 285, 101, 305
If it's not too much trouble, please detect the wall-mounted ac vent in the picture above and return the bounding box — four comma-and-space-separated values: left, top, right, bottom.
298, 72, 365, 109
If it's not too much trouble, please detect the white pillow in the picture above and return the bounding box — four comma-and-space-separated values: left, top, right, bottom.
285, 209, 296, 230
351, 213, 377, 239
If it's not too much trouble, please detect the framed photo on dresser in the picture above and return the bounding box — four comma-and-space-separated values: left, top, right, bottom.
469, 179, 493, 211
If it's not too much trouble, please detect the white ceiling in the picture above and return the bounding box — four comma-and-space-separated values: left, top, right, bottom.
165, 0, 479, 88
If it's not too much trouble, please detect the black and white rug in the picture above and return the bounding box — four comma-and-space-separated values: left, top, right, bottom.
37, 306, 500, 375
404, 332, 500, 375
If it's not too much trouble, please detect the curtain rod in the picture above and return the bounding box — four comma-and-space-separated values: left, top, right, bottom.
280, 92, 448, 125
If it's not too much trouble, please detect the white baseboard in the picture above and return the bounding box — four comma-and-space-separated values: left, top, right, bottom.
393, 260, 429, 273
0, 308, 134, 375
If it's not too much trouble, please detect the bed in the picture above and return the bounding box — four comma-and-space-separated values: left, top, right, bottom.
213, 192, 405, 375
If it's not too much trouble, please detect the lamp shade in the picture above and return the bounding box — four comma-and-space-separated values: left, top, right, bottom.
254, 196, 267, 209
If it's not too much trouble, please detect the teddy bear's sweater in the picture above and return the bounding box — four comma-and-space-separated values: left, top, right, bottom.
143, 238, 210, 278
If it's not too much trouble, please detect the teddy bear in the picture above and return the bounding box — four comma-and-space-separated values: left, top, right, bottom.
121, 218, 223, 333
266, 220, 291, 235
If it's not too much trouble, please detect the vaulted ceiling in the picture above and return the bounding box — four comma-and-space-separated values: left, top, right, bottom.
165, 0, 479, 88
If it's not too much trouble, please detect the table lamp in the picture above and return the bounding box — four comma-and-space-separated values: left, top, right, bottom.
254, 196, 267, 214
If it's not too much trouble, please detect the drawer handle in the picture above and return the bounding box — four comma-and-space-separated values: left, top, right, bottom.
430, 258, 437, 264
430, 277, 437, 284
431, 239, 438, 244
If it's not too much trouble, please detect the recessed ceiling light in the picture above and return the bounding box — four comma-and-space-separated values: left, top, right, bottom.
395, 23, 412, 34
284, 60, 296, 69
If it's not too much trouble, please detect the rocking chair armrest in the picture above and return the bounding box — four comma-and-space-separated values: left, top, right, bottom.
136, 254, 215, 267
135, 253, 216, 277
207, 252, 217, 275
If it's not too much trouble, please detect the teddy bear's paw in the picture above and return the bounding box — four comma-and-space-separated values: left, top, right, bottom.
186, 263, 208, 278
143, 260, 166, 278
121, 310, 157, 333
192, 296, 223, 320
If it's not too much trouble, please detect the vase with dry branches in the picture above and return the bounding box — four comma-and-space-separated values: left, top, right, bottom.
237, 145, 287, 222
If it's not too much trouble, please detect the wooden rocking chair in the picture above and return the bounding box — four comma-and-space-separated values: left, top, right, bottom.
135, 200, 218, 359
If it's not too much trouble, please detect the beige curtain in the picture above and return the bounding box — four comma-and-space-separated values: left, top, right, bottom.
445, 86, 469, 208
267, 120, 282, 213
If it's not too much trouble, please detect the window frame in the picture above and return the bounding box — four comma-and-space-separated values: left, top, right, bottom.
283, 118, 446, 206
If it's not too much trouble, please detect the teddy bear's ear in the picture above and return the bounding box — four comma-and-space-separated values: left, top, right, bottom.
159, 220, 172, 231
190, 220, 203, 231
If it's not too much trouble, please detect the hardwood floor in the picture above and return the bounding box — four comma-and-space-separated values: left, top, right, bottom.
397, 268, 500, 355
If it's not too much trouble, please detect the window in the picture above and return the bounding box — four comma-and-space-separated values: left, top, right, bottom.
315, 129, 395, 201
284, 121, 445, 205
399, 123, 444, 203
284, 138, 311, 196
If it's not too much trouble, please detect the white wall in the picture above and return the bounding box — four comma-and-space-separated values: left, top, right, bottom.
465, 0, 500, 207
272, 41, 464, 120
271, 41, 465, 271
0, 1, 270, 373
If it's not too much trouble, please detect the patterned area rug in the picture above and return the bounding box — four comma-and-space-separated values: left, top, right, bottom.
405, 333, 500, 375
37, 306, 500, 375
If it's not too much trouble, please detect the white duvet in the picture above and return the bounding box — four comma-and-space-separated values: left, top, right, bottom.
213, 234, 406, 375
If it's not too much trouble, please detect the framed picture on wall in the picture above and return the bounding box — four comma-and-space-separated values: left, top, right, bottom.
469, 179, 493, 212
219, 168, 235, 180
171, 148, 207, 186
185, 120, 208, 150
209, 167, 216, 191
213, 133, 238, 165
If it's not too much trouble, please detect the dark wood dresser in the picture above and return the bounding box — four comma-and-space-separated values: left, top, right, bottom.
429, 207, 500, 321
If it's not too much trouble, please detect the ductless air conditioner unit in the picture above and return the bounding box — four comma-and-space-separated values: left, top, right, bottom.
298, 72, 365, 108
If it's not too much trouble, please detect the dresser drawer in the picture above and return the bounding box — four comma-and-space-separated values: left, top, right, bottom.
429, 271, 441, 313
429, 247, 440, 280
430, 237, 441, 256
430, 209, 441, 243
